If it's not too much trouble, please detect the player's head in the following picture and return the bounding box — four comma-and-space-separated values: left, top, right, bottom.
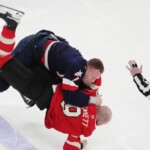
82, 58, 104, 86
96, 105, 112, 126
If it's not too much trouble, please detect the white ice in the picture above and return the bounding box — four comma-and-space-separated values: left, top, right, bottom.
0, 0, 150, 150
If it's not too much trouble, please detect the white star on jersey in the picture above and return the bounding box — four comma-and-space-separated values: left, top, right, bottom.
73, 70, 83, 81
74, 70, 83, 77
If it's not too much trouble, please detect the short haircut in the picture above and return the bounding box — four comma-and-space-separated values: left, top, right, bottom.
88, 58, 104, 73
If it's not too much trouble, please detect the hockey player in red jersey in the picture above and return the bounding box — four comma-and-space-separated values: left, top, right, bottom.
45, 83, 112, 150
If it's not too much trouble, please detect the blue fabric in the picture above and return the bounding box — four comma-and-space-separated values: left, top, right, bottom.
0, 30, 89, 107
0, 78, 9, 92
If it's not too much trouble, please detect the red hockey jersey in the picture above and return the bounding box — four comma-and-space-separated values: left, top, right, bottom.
45, 84, 97, 137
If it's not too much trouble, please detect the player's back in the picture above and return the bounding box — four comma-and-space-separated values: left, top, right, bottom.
45, 84, 97, 137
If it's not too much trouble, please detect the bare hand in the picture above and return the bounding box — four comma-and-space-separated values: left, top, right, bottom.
81, 139, 88, 149
126, 60, 142, 76
95, 94, 102, 106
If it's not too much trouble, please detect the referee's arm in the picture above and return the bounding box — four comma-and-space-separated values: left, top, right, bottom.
133, 73, 150, 100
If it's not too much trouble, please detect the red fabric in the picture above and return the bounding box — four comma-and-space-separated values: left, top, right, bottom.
45, 84, 97, 137
63, 142, 79, 150
40, 40, 55, 64
62, 83, 78, 91
0, 54, 12, 68
81, 78, 101, 96
92, 78, 101, 86
63, 135, 81, 150
1, 26, 15, 39
82, 88, 98, 97
0, 26, 15, 55
0, 41, 15, 52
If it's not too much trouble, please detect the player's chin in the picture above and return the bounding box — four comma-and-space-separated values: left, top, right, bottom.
84, 82, 92, 87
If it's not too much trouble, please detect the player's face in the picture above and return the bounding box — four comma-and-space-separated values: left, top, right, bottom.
83, 66, 102, 86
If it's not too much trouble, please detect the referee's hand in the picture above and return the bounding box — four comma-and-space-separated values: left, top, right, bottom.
126, 60, 142, 77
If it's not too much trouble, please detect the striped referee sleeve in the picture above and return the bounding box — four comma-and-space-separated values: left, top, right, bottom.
133, 73, 150, 100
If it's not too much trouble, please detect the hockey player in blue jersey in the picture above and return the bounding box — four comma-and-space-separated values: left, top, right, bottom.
0, 6, 104, 109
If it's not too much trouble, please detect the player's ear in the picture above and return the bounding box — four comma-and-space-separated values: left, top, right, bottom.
96, 120, 103, 126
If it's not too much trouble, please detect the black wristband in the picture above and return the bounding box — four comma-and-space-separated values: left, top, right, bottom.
81, 143, 83, 149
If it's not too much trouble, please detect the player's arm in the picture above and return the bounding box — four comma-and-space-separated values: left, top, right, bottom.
133, 73, 150, 99
63, 135, 87, 150
62, 62, 100, 107
63, 89, 90, 107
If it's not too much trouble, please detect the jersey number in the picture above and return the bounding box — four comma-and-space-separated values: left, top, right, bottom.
61, 101, 81, 117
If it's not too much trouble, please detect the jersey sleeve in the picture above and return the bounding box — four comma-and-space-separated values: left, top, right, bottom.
133, 73, 150, 100
62, 59, 90, 107
63, 135, 81, 150
45, 84, 97, 137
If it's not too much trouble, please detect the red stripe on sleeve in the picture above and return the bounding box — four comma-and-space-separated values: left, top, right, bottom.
1, 26, 15, 39
62, 83, 78, 91
0, 41, 15, 52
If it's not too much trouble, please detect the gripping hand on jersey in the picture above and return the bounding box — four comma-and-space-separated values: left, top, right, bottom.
89, 94, 102, 106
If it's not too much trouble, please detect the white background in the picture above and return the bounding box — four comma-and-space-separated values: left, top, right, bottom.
0, 0, 150, 149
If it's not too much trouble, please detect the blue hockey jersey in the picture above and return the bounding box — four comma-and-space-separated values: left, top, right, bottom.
37, 36, 90, 107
